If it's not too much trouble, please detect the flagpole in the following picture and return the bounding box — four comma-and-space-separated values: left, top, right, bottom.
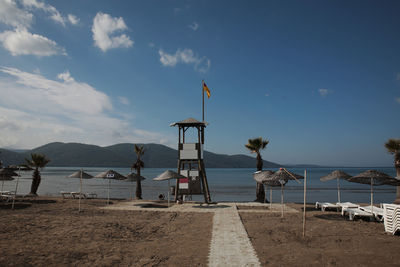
202, 80, 204, 121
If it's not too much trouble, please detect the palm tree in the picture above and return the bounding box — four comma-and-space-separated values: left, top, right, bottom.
385, 139, 400, 203
245, 137, 269, 202
132, 144, 145, 199
25, 153, 50, 196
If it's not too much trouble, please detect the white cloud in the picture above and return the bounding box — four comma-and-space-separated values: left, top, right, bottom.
57, 70, 74, 82
158, 48, 211, 73
68, 14, 79, 25
0, 67, 110, 115
20, 0, 77, 27
318, 88, 330, 97
118, 96, 129, 105
0, 67, 169, 148
189, 21, 199, 31
148, 42, 155, 48
92, 12, 133, 52
0, 0, 33, 28
0, 29, 66, 56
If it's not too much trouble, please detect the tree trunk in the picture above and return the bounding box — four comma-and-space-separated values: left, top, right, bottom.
29, 168, 41, 195
135, 168, 142, 199
393, 156, 400, 204
256, 182, 265, 203
255, 153, 266, 203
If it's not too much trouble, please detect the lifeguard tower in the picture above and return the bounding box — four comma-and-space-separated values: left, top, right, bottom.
170, 118, 211, 203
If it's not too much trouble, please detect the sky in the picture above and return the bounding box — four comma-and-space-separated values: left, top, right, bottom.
0, 0, 399, 167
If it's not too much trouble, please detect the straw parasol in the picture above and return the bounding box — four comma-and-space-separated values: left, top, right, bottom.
67, 170, 94, 211
269, 168, 303, 217
95, 170, 126, 204
0, 168, 18, 192
254, 170, 277, 207
125, 173, 146, 200
320, 170, 352, 203
154, 170, 186, 207
346, 170, 394, 209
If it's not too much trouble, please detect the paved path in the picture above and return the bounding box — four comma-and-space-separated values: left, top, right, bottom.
208, 204, 260, 267
104, 201, 298, 266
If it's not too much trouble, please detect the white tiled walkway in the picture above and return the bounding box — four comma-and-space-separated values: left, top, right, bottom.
208, 204, 260, 267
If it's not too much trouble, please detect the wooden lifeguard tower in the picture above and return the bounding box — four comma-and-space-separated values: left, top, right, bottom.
170, 118, 212, 203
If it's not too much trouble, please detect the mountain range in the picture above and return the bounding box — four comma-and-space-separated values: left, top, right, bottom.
0, 142, 282, 168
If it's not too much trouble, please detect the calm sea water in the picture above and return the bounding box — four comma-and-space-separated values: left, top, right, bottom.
1, 167, 398, 204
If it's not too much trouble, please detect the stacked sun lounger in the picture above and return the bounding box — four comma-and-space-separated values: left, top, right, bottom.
383, 204, 400, 235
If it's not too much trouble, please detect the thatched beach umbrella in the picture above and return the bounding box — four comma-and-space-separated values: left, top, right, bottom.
67, 170, 94, 211
0, 168, 18, 192
125, 173, 146, 200
320, 170, 352, 203
154, 170, 186, 207
269, 168, 303, 217
95, 170, 126, 204
254, 170, 276, 207
346, 170, 393, 209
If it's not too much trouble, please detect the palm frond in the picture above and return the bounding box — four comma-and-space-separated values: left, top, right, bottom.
25, 153, 50, 169
385, 139, 400, 154
245, 137, 269, 153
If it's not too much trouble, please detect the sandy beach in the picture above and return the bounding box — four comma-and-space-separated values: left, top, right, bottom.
1, 197, 400, 266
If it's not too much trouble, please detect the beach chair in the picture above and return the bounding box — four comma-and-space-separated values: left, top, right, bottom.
0, 193, 14, 202
315, 202, 339, 211
60, 191, 74, 199
383, 204, 400, 235
86, 193, 97, 199
337, 202, 359, 215
344, 207, 374, 221
359, 206, 384, 222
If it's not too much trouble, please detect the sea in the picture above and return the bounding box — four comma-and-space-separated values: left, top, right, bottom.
1, 167, 398, 204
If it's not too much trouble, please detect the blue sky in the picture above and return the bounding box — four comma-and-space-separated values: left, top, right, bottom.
0, 0, 399, 167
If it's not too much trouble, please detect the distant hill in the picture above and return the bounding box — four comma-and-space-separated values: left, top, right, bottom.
0, 142, 281, 168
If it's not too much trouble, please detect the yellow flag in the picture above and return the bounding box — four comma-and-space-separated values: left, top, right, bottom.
203, 82, 211, 98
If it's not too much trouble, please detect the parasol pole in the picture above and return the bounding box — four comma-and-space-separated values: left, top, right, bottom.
270, 187, 272, 210
108, 178, 110, 205
370, 178, 374, 214
281, 182, 284, 217
337, 177, 341, 203
79, 169, 83, 212
168, 180, 170, 207
1, 175, 4, 192
131, 181, 134, 200
12, 167, 21, 210
303, 169, 307, 237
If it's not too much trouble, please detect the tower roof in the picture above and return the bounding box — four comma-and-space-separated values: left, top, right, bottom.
170, 117, 208, 127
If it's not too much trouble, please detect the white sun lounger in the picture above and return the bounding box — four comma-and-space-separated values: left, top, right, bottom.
60, 191, 74, 199
315, 202, 339, 211
337, 202, 359, 215
359, 206, 384, 221
61, 191, 97, 199
343, 207, 374, 221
